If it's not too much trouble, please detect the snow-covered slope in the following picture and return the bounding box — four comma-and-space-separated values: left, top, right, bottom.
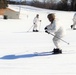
0, 5, 76, 75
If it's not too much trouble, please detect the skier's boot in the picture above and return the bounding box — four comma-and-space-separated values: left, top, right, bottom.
36, 30, 39, 32
33, 30, 36, 32
52, 48, 62, 54
71, 25, 73, 29
73, 28, 76, 30
33, 30, 39, 32
71, 25, 76, 30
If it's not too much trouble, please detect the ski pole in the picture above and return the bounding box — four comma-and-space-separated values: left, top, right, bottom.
27, 25, 34, 32
49, 32, 69, 45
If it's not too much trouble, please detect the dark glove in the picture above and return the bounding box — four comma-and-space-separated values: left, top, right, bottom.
45, 31, 50, 34
44, 27, 47, 30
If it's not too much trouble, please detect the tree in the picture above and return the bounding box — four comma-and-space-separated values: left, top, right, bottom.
0, 0, 8, 9
42, 0, 57, 9
61, 0, 68, 3
71, 0, 76, 10
57, 0, 69, 10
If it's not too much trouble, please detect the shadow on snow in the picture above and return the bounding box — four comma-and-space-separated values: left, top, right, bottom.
0, 51, 53, 60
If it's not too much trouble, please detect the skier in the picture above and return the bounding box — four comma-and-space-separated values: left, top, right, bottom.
45, 13, 66, 54
33, 14, 41, 32
71, 13, 76, 30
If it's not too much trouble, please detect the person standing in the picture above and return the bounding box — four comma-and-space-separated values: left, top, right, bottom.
45, 13, 66, 54
33, 14, 41, 32
71, 13, 76, 30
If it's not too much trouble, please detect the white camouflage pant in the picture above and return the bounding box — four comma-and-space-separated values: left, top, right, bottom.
33, 24, 37, 30
53, 33, 63, 49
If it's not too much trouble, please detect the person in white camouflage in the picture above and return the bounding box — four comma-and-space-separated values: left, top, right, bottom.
71, 13, 76, 30
45, 13, 66, 54
33, 14, 41, 32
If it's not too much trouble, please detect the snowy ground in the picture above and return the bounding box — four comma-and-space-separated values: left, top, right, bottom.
0, 4, 76, 75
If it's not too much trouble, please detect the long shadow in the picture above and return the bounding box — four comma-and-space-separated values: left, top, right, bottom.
0, 52, 53, 60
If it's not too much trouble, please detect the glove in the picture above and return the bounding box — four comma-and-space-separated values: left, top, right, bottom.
44, 27, 47, 30
45, 31, 50, 34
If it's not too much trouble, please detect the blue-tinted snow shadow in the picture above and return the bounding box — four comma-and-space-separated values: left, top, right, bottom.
0, 52, 52, 60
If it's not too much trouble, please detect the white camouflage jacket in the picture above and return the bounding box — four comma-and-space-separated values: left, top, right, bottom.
45, 20, 66, 37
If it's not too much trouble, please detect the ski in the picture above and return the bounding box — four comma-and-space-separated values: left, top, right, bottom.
34, 51, 62, 56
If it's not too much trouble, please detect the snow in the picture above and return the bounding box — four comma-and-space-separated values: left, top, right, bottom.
0, 4, 76, 75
